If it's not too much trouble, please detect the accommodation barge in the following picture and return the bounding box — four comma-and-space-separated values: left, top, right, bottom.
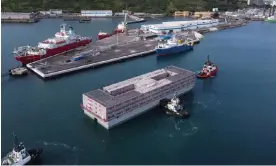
81, 66, 195, 129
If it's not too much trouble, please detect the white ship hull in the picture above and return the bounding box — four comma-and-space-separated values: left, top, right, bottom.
83, 84, 194, 129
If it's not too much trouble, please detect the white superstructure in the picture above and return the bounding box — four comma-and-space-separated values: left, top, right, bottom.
1, 136, 31, 165
140, 19, 219, 34
81, 66, 195, 129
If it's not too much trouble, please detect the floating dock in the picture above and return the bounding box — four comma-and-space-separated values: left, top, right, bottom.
27, 33, 159, 79
81, 65, 195, 129
26, 17, 246, 79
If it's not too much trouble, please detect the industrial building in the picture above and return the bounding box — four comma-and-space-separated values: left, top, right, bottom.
247, 0, 265, 6
1, 12, 35, 20
49, 9, 63, 15
263, 0, 276, 6
80, 10, 113, 17
114, 12, 125, 16
174, 11, 190, 17
141, 19, 219, 34
194, 12, 212, 18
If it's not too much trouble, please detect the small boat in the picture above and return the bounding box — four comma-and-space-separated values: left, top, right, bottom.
9, 67, 28, 76
1, 134, 43, 165
197, 55, 218, 79
265, 15, 276, 23
159, 94, 189, 118
155, 36, 194, 56
79, 17, 91, 23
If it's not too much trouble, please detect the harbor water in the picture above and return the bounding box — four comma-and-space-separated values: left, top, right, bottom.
1, 18, 276, 164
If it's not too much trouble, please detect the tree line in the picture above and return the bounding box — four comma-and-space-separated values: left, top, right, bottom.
1, 0, 247, 14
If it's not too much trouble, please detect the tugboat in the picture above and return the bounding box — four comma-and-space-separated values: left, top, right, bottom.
79, 17, 91, 23
159, 94, 190, 118
197, 55, 218, 79
1, 134, 43, 165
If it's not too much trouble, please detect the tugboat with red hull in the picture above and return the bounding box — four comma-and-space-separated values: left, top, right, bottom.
13, 24, 92, 65
197, 55, 218, 79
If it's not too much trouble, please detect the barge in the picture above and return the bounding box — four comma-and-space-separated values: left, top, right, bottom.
81, 66, 195, 129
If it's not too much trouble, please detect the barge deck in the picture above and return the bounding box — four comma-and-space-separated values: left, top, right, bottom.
27, 18, 247, 79
27, 35, 159, 79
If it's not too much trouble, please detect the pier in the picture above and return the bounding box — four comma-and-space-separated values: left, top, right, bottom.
27, 32, 158, 79
26, 17, 247, 79
1, 12, 40, 23
127, 14, 146, 24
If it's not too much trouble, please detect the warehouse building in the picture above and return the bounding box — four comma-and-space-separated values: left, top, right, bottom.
81, 10, 113, 17
1, 12, 35, 20
49, 9, 63, 15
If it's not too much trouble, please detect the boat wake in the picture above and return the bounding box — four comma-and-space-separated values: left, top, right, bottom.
195, 98, 221, 111
168, 118, 198, 137
42, 141, 80, 152
182, 120, 198, 137
196, 101, 208, 108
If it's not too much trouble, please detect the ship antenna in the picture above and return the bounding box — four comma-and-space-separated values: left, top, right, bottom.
13, 133, 19, 150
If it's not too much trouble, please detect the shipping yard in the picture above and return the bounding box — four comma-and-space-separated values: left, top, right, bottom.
27, 34, 158, 78
24, 16, 247, 79
2, 1, 276, 164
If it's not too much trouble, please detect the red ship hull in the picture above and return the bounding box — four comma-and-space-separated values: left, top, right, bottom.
197, 67, 218, 79
97, 29, 124, 40
98, 33, 114, 40
15, 39, 92, 65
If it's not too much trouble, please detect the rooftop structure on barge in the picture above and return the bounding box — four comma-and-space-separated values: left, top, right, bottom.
81, 66, 195, 129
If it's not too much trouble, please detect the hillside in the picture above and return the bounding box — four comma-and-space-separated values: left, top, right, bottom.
1, 0, 247, 13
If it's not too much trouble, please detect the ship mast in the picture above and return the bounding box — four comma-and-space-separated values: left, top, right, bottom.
124, 12, 128, 35
13, 133, 19, 152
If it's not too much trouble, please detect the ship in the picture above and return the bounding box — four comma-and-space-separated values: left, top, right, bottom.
97, 13, 127, 40
1, 134, 42, 165
159, 94, 189, 118
197, 55, 218, 79
79, 17, 91, 23
81, 66, 195, 129
13, 24, 92, 65
155, 36, 194, 56
265, 16, 276, 23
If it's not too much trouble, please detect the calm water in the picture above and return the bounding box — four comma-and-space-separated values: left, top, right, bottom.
1, 18, 276, 164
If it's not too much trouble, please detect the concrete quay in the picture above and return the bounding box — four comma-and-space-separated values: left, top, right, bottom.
26, 17, 247, 79
1, 18, 39, 23
26, 33, 158, 79
1, 12, 40, 23
127, 15, 146, 24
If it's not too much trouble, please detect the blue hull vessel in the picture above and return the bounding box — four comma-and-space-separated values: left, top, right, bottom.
156, 44, 193, 56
